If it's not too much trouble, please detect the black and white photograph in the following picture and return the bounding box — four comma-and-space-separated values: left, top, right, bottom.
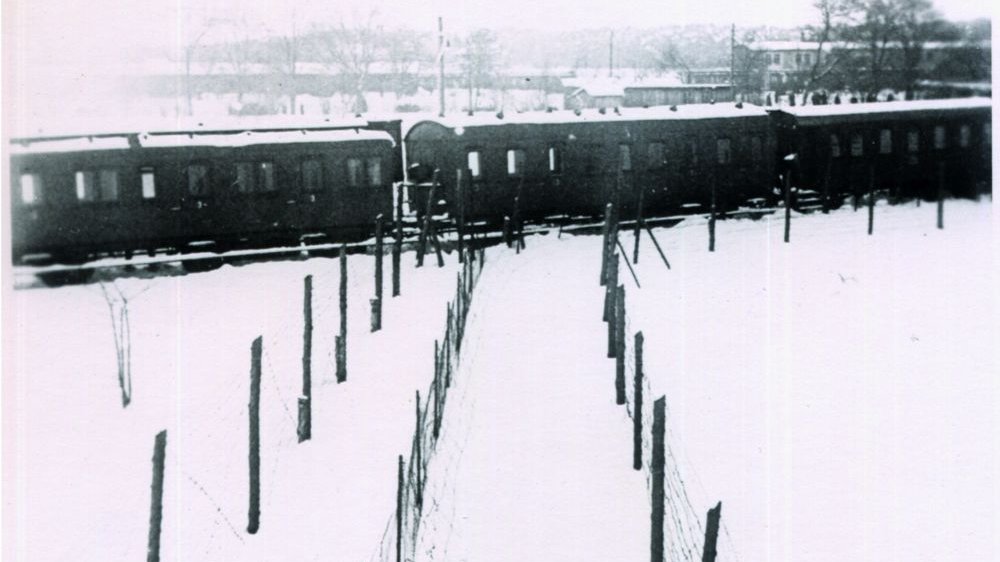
1, 0, 996, 559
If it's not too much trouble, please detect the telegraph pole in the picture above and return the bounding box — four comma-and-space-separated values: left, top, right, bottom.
730, 24, 736, 101
609, 31, 615, 77
438, 16, 446, 117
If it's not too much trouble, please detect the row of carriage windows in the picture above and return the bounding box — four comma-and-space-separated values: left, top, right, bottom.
19, 158, 383, 205
831, 123, 986, 158
466, 137, 765, 180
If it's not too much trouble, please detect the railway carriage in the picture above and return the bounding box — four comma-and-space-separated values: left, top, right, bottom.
770, 98, 992, 206
10, 124, 397, 268
403, 103, 776, 225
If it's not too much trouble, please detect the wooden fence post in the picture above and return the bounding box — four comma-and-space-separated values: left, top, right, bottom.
396, 455, 404, 562
867, 163, 875, 236
607, 255, 618, 357
601, 203, 613, 285
615, 285, 626, 405
937, 161, 945, 230
337, 245, 348, 383
633, 186, 645, 263
299, 276, 312, 442
457, 169, 465, 263
633, 331, 644, 470
393, 186, 402, 297
414, 390, 423, 512
651, 396, 666, 562
702, 501, 722, 562
709, 175, 717, 252
373, 214, 384, 331
503, 216, 512, 247
147, 430, 167, 562
783, 169, 792, 243
248, 336, 262, 534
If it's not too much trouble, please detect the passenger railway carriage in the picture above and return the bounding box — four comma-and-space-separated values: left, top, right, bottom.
770, 98, 992, 205
404, 103, 776, 223
7, 98, 993, 284
10, 122, 398, 267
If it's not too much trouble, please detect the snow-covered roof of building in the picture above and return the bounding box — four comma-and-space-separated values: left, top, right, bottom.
9, 136, 132, 155
410, 103, 769, 134
139, 128, 395, 149
777, 97, 992, 120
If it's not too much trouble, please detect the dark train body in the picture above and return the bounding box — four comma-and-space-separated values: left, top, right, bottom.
10, 120, 400, 265
770, 98, 992, 205
7, 99, 992, 275
404, 104, 776, 223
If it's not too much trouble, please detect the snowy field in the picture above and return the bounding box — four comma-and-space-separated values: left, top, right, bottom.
6, 199, 998, 561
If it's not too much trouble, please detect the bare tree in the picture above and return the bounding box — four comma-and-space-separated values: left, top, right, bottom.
802, 0, 851, 97
461, 29, 501, 112
178, 16, 221, 116
266, 9, 303, 114
895, 0, 943, 98
842, 0, 903, 97
385, 29, 429, 97
320, 11, 383, 115
222, 18, 257, 104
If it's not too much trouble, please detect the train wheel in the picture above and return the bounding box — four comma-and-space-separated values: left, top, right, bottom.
37, 268, 95, 287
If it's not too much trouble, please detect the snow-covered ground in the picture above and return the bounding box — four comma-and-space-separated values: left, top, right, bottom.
7, 199, 998, 561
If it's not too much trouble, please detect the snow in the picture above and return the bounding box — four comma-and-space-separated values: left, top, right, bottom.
139, 128, 395, 149
9, 136, 132, 155
777, 97, 992, 119
409, 103, 769, 135
7, 199, 998, 561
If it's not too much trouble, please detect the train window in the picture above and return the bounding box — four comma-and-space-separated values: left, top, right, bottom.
830, 134, 841, 158
75, 171, 96, 201
984, 123, 992, 146
467, 151, 482, 178
750, 136, 763, 162
933, 125, 946, 149
907, 130, 919, 153
850, 133, 863, 157
302, 159, 323, 191
507, 149, 525, 176
188, 165, 210, 197
716, 138, 732, 165
99, 170, 120, 201
688, 140, 699, 166
235, 163, 255, 193
366, 158, 382, 186
584, 145, 600, 176
19, 173, 42, 204
879, 129, 892, 154
959, 124, 971, 148
647, 142, 666, 169
259, 163, 275, 192
548, 146, 562, 174
619, 145, 632, 171
347, 158, 362, 187
141, 167, 156, 199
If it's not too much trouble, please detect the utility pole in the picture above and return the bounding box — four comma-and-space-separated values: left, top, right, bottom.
438, 17, 446, 118
730, 23, 736, 101
609, 30, 615, 78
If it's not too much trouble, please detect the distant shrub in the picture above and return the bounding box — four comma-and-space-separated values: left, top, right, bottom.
394, 103, 423, 113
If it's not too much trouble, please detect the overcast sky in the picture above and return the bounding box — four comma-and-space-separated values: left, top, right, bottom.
8, 0, 994, 71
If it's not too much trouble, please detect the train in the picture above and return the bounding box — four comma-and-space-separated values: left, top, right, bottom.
7, 98, 992, 284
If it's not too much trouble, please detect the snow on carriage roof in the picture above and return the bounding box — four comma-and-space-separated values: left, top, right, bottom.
412, 103, 769, 133
9, 136, 132, 155
11, 115, 373, 143
138, 128, 395, 149
778, 97, 992, 120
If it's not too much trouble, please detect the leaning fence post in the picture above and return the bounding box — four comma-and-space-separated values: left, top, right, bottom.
607, 255, 619, 356
633, 332, 644, 470
396, 455, 404, 562
651, 396, 666, 562
615, 285, 626, 405
936, 161, 945, 230
373, 214, 384, 331
147, 430, 167, 562
457, 169, 465, 263
336, 245, 348, 383
702, 501, 722, 562
299, 276, 313, 442
414, 390, 423, 512
503, 216, 512, 247
248, 336, 262, 534
633, 187, 645, 263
